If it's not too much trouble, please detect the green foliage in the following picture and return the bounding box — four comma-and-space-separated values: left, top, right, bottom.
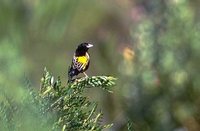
121, 1, 200, 130
70, 76, 116, 93
40, 68, 115, 130
0, 69, 116, 131
127, 119, 134, 131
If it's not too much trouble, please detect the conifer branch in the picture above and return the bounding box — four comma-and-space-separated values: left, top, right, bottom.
0, 68, 116, 131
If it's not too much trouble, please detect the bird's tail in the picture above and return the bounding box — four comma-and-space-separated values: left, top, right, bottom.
68, 66, 72, 83
68, 66, 77, 83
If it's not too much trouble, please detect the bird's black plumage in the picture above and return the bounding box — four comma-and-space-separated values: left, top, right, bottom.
68, 43, 93, 83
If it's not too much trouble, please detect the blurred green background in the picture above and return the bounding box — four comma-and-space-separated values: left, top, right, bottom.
0, 0, 200, 130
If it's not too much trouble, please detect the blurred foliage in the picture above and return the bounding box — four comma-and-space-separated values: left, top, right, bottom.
0, 69, 116, 131
0, 42, 26, 102
118, 0, 200, 131
0, 0, 200, 131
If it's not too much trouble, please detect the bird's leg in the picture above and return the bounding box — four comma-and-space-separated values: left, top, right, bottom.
83, 72, 88, 78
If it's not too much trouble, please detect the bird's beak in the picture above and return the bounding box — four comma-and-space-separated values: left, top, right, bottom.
87, 44, 93, 48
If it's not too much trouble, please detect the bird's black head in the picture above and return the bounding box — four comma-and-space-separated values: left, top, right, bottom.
75, 42, 93, 56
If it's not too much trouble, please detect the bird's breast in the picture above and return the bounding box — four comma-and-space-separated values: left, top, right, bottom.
77, 56, 88, 64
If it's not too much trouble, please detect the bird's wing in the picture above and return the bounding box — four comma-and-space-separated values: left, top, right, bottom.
72, 53, 89, 71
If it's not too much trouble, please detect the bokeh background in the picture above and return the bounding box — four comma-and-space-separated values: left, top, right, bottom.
0, 0, 200, 130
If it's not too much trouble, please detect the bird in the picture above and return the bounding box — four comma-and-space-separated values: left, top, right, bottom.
68, 42, 93, 83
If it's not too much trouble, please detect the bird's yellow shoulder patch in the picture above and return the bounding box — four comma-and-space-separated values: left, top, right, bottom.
77, 56, 88, 64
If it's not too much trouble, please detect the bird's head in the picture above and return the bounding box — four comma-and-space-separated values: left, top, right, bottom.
76, 42, 93, 55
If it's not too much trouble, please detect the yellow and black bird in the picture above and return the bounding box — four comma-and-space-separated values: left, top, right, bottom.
68, 43, 93, 83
